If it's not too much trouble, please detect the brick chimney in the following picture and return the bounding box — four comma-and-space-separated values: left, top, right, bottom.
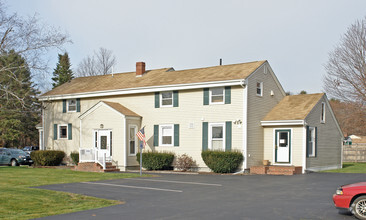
136, 62, 145, 76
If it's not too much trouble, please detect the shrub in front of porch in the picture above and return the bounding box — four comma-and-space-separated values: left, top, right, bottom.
201, 150, 243, 173
136, 152, 175, 170
70, 152, 79, 165
31, 150, 66, 166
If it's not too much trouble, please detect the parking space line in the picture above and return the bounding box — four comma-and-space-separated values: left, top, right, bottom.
81, 182, 183, 193
125, 178, 222, 187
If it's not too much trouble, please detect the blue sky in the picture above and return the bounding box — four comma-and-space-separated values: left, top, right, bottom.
7, 0, 366, 94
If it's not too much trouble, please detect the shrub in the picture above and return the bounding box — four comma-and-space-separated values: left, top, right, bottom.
70, 152, 79, 165
136, 152, 175, 170
201, 150, 243, 173
175, 154, 196, 171
31, 150, 66, 166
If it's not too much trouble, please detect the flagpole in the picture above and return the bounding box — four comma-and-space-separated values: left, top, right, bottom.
140, 141, 142, 176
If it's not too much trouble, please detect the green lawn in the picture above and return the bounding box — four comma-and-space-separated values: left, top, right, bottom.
0, 166, 143, 220
323, 162, 366, 173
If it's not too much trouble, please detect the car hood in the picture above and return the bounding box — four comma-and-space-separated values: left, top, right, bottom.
343, 182, 366, 189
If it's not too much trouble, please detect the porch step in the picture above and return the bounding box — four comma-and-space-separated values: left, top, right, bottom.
250, 166, 302, 175
73, 162, 120, 173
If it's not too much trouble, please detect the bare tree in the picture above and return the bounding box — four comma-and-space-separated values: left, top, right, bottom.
76, 47, 116, 77
0, 1, 70, 106
324, 16, 366, 105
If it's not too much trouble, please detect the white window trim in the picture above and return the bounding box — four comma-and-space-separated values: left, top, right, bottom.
209, 87, 225, 105
320, 102, 325, 123
308, 127, 316, 157
256, 82, 263, 97
208, 122, 226, 151
159, 124, 174, 146
160, 91, 173, 107
128, 125, 138, 156
58, 124, 68, 139
67, 99, 77, 112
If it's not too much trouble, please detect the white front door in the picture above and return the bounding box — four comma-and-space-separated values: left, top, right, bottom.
98, 130, 111, 158
275, 130, 291, 163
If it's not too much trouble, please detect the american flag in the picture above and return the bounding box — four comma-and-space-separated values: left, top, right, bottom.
136, 127, 146, 148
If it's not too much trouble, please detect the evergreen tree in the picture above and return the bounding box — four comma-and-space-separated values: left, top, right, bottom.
52, 52, 73, 88
0, 50, 40, 147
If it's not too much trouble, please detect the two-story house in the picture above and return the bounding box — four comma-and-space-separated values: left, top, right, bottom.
38, 60, 343, 173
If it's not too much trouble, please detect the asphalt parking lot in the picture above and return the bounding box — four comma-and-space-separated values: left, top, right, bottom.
36, 172, 366, 220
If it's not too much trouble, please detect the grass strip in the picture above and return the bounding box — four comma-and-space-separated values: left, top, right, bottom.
0, 166, 143, 220
323, 162, 366, 173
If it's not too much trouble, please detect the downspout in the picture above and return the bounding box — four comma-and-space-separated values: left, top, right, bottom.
42, 101, 45, 150
302, 121, 307, 174
234, 79, 248, 175
123, 116, 127, 171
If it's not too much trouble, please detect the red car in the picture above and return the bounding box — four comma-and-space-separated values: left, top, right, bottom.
333, 182, 366, 220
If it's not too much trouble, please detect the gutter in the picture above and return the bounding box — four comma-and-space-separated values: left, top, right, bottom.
39, 79, 244, 101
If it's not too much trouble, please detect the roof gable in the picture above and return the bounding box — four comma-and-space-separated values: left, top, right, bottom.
79, 101, 141, 120
41, 60, 266, 98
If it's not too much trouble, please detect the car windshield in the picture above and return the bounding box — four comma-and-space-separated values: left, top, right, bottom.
23, 146, 31, 151
11, 149, 27, 156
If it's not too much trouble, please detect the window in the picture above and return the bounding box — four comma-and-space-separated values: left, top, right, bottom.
256, 82, 263, 96
68, 99, 76, 112
129, 126, 137, 155
159, 124, 174, 146
210, 87, 224, 104
161, 91, 173, 107
209, 123, 225, 150
321, 102, 325, 123
59, 125, 68, 139
308, 127, 316, 157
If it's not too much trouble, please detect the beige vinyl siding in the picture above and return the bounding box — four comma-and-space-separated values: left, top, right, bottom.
305, 97, 343, 170
80, 104, 125, 169
246, 64, 285, 168
44, 86, 244, 170
101, 86, 243, 170
43, 100, 80, 156
263, 126, 303, 166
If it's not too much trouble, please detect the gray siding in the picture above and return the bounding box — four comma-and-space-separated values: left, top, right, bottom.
305, 96, 343, 170
246, 63, 285, 168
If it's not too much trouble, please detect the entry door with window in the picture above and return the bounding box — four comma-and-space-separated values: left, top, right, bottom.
97, 130, 111, 157
275, 130, 291, 163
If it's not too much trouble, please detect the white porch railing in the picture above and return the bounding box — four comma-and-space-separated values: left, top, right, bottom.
79, 148, 111, 170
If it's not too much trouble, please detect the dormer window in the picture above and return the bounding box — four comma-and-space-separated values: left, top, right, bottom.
256, 82, 263, 96
68, 99, 77, 112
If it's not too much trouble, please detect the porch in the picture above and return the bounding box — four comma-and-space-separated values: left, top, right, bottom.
250, 165, 302, 175
74, 148, 120, 172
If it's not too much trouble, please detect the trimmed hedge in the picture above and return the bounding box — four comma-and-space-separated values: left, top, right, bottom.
201, 150, 243, 173
70, 152, 79, 165
30, 150, 66, 166
136, 152, 175, 170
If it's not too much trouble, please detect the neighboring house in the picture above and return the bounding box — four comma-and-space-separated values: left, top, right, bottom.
38, 60, 343, 173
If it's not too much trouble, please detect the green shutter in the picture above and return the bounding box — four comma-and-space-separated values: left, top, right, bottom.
68, 123, 72, 140
155, 92, 160, 108
54, 124, 58, 140
62, 100, 66, 113
315, 127, 318, 157
174, 124, 179, 146
225, 86, 231, 104
76, 98, 81, 112
154, 125, 159, 146
202, 122, 208, 151
203, 88, 209, 105
225, 121, 232, 151
173, 91, 179, 107
306, 126, 309, 157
